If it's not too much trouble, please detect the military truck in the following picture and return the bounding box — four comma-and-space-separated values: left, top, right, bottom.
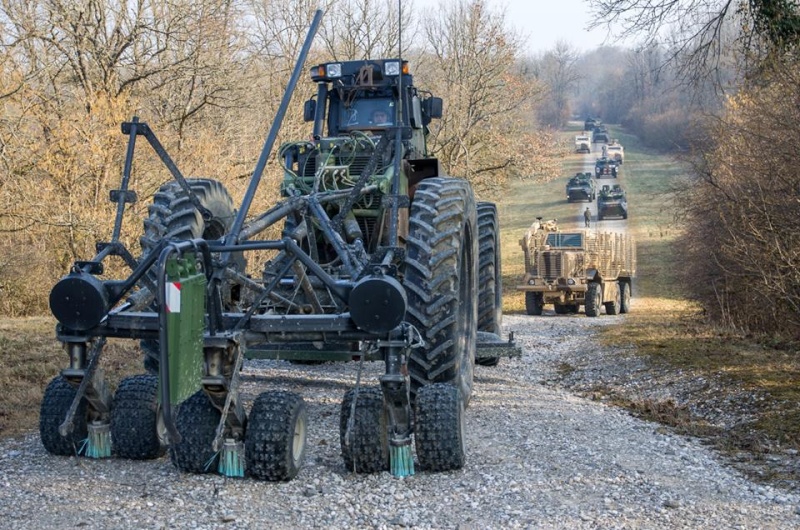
592, 125, 610, 144
594, 157, 618, 178
516, 219, 636, 316
606, 141, 624, 164
41, 11, 520, 482
566, 172, 596, 202
584, 117, 600, 131
598, 184, 628, 220
575, 133, 592, 153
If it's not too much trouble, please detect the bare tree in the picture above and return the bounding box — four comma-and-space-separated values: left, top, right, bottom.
418, 0, 556, 195
318, 0, 412, 60
588, 0, 800, 83
529, 41, 582, 127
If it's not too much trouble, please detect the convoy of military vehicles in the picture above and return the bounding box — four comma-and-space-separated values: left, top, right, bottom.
516, 116, 636, 316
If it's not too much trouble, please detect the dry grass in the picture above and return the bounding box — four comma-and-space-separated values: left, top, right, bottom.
0, 317, 141, 436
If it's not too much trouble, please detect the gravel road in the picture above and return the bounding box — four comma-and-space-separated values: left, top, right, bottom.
1, 313, 799, 529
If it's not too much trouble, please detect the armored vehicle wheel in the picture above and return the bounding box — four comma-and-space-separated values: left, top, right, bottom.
170, 391, 220, 474
404, 177, 477, 406
623, 212, 628, 219
246, 391, 307, 481
585, 283, 602, 317
111, 374, 166, 459
605, 282, 622, 315
568, 304, 580, 314
619, 281, 631, 314
139, 179, 241, 373
40, 376, 88, 456
475, 202, 502, 367
414, 383, 465, 472
339, 387, 389, 473
525, 292, 544, 315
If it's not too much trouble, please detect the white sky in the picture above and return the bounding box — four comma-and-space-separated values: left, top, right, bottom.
500, 0, 616, 56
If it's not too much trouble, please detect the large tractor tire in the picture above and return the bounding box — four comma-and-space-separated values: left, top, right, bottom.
404, 177, 478, 406
619, 281, 631, 314
245, 391, 307, 481
525, 292, 544, 316
585, 283, 602, 317
111, 374, 166, 459
339, 387, 389, 473
40, 376, 88, 456
140, 178, 238, 253
475, 202, 502, 367
138, 178, 240, 373
170, 390, 221, 474
414, 383, 465, 472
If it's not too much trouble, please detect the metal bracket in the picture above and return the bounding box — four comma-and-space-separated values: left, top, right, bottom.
109, 189, 137, 204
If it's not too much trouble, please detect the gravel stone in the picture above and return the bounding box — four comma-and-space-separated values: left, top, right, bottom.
1, 312, 799, 528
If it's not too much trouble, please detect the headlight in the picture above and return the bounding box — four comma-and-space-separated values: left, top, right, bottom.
567, 278, 576, 285
385, 61, 401, 76
326, 63, 342, 78
528, 279, 536, 285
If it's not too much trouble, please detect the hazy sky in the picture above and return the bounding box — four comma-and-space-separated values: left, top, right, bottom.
501, 0, 615, 56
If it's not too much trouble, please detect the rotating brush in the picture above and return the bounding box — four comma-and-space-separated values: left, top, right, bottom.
83, 421, 111, 458
218, 438, 245, 478
389, 440, 414, 478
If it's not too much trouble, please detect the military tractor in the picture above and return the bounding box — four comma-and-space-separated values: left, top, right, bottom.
41, 11, 519, 482
516, 218, 636, 316
566, 172, 596, 202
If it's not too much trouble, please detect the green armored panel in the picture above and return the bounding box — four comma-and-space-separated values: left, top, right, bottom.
164, 253, 206, 405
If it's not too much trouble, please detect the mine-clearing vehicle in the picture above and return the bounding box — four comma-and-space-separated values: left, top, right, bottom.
566, 172, 596, 202
516, 218, 636, 317
41, 10, 519, 481
598, 184, 629, 220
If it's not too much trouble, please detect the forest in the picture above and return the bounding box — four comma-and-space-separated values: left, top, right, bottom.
0, 0, 799, 340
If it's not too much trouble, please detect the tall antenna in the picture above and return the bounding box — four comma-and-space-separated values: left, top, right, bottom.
398, 0, 402, 60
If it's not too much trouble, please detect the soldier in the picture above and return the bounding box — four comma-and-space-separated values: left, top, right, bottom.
584, 207, 591, 228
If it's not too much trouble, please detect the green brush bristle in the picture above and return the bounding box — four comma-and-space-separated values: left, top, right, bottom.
390, 443, 414, 477
84, 422, 111, 459
218, 439, 245, 478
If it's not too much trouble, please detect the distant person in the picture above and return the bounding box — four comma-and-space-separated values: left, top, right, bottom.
372, 109, 390, 125
584, 207, 591, 228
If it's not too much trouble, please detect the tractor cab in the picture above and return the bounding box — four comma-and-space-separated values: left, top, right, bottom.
302, 59, 442, 143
